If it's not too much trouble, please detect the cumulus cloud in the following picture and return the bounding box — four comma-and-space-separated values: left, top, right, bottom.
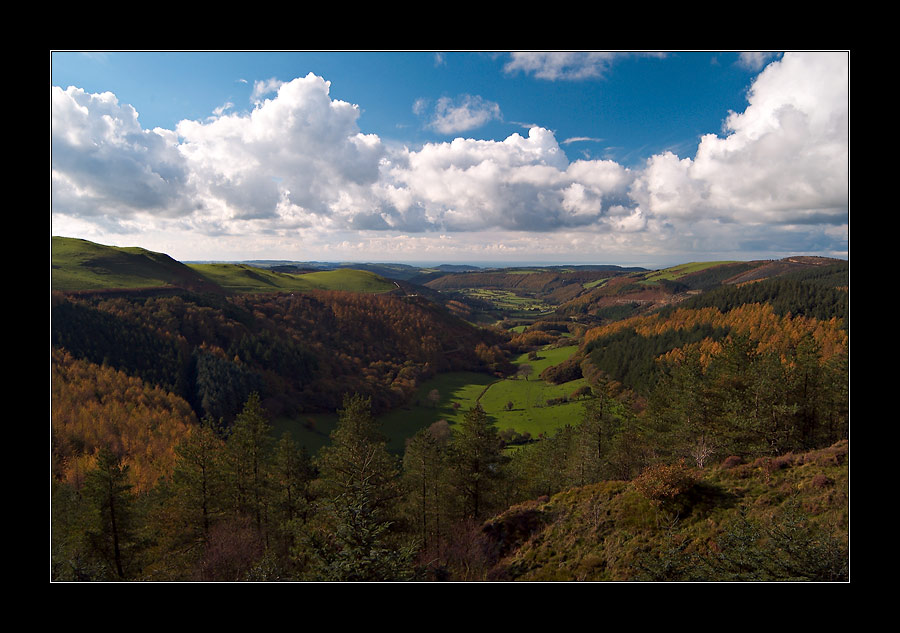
381, 126, 635, 232
51, 53, 848, 262
51, 85, 195, 224
631, 52, 849, 228
175, 73, 386, 228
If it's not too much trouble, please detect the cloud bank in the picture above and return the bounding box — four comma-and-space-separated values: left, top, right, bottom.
50, 53, 849, 264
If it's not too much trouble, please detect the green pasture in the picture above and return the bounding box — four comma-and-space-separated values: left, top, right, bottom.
274, 344, 590, 456
188, 264, 395, 294
458, 288, 554, 315
271, 412, 338, 457
52, 237, 179, 291
582, 278, 608, 290
638, 261, 736, 284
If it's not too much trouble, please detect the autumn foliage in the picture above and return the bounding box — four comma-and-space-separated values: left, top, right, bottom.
51, 349, 196, 493
632, 460, 699, 506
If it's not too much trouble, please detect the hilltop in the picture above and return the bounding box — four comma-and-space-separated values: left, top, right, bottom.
51, 237, 397, 295
419, 256, 847, 327
51, 236, 222, 294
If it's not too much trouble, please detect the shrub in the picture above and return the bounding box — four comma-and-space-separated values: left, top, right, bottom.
721, 455, 743, 470
633, 460, 698, 505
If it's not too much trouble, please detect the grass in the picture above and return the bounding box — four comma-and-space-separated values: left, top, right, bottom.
381, 344, 587, 450
188, 264, 396, 294
457, 288, 555, 315
51, 236, 199, 291
274, 345, 589, 456
639, 261, 738, 284
582, 278, 608, 290
51, 236, 396, 295
477, 345, 590, 438
272, 371, 498, 455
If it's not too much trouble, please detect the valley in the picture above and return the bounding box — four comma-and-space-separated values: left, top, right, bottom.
50, 236, 850, 582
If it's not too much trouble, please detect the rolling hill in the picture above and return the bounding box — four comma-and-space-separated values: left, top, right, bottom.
51, 236, 222, 294
51, 236, 397, 295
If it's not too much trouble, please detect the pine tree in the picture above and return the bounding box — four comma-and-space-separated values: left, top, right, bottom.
402, 427, 449, 555
172, 417, 225, 545
312, 394, 412, 581
81, 447, 137, 579
224, 393, 274, 533
447, 404, 507, 520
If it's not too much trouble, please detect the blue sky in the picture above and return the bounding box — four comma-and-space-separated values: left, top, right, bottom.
50, 51, 849, 267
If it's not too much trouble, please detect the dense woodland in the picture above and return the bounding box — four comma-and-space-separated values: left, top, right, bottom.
50, 256, 849, 582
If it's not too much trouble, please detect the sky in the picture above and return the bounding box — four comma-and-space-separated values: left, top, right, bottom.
50, 51, 849, 268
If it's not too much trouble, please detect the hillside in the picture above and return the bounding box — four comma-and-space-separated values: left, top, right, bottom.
50, 238, 849, 582
51, 236, 223, 294
481, 441, 848, 581
187, 263, 396, 294
553, 257, 847, 324
51, 236, 398, 295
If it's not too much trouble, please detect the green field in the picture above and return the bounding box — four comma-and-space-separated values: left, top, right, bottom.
275, 343, 590, 456
188, 263, 396, 294
51, 236, 206, 291
458, 288, 555, 316
379, 344, 590, 446
639, 261, 737, 284
51, 236, 398, 295
272, 371, 497, 455
582, 278, 608, 290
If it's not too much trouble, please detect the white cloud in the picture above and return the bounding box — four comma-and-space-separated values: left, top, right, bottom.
630, 52, 849, 228
51, 85, 196, 225
251, 77, 284, 103
427, 94, 502, 134
51, 53, 849, 263
504, 51, 664, 80
175, 73, 386, 228
737, 51, 781, 71
212, 102, 234, 117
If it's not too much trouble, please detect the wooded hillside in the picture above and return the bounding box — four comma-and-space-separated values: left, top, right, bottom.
50, 240, 849, 582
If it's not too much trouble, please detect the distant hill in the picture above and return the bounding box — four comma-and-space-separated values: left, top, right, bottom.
554, 257, 848, 322
51, 237, 396, 295
187, 263, 395, 294
51, 236, 223, 294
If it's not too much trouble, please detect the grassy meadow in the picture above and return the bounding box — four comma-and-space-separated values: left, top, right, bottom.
274, 342, 590, 455
638, 261, 737, 285
187, 263, 396, 294
51, 236, 200, 291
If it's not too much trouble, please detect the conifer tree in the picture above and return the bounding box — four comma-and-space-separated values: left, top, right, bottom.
447, 404, 507, 520
402, 426, 449, 555
172, 417, 225, 545
271, 432, 315, 526
82, 447, 136, 579
312, 394, 412, 581
224, 393, 274, 533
